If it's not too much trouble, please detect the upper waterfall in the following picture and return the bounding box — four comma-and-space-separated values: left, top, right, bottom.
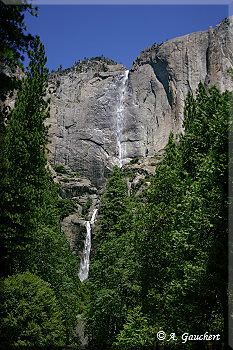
116, 70, 129, 168
47, 16, 233, 186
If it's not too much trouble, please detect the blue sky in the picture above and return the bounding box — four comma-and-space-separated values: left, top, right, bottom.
24, 4, 229, 71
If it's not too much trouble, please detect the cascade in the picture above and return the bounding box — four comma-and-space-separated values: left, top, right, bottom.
78, 209, 98, 282
116, 70, 129, 168
90, 208, 98, 224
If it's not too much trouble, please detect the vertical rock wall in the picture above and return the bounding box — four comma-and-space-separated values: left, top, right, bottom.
47, 16, 233, 186
122, 16, 233, 162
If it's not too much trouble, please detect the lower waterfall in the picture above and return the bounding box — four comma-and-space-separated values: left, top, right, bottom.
78, 209, 98, 282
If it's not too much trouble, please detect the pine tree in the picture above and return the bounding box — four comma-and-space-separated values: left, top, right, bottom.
97, 166, 130, 238
0, 3, 37, 263
0, 1, 37, 101
0, 36, 50, 275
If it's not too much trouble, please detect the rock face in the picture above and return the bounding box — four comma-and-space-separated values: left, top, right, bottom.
49, 164, 100, 258
47, 59, 127, 187
47, 16, 233, 187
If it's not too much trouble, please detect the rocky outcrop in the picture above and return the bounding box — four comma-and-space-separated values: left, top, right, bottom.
49, 165, 100, 257
47, 16, 233, 187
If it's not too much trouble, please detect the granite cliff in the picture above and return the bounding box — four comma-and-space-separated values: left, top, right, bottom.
47, 16, 233, 187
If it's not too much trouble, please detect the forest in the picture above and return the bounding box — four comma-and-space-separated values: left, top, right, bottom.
0, 2, 232, 349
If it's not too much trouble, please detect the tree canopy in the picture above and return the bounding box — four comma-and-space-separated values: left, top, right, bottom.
0, 271, 66, 347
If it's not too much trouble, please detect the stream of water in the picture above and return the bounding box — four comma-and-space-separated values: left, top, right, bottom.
116, 70, 129, 168
78, 209, 98, 282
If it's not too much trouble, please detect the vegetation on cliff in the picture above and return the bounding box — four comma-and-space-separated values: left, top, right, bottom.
49, 55, 118, 77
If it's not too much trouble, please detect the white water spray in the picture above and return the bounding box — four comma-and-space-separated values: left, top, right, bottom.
90, 208, 98, 224
116, 70, 129, 168
78, 209, 98, 282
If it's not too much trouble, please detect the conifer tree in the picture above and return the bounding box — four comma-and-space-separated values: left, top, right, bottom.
97, 166, 130, 238
0, 2, 37, 264
0, 1, 37, 101
0, 36, 50, 275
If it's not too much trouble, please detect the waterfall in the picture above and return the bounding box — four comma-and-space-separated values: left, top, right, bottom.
78, 209, 98, 282
116, 70, 129, 168
90, 208, 98, 224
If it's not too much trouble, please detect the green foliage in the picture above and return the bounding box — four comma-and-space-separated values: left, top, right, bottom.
72, 56, 117, 75
1, 8, 230, 346
130, 157, 139, 164
57, 198, 77, 219
227, 67, 233, 81
0, 3, 38, 280
0, 36, 83, 345
89, 56, 117, 65
136, 83, 229, 346
33, 222, 83, 345
0, 1, 37, 101
122, 169, 136, 182
53, 164, 68, 174
113, 306, 155, 349
0, 37, 50, 274
97, 166, 131, 235
84, 166, 140, 348
82, 197, 93, 216
0, 271, 66, 347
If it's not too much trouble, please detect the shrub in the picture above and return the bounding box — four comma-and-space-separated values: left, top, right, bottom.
0, 271, 66, 347
53, 165, 68, 174
130, 157, 139, 164
57, 199, 77, 219
82, 197, 93, 216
